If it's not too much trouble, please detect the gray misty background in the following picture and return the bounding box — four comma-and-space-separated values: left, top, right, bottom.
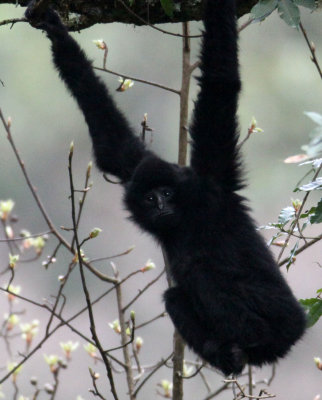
0, 3, 321, 399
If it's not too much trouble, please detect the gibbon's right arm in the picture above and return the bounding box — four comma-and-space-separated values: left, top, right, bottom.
189, 0, 242, 191
25, 2, 150, 183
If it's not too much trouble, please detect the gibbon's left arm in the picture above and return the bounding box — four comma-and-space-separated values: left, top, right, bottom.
190, 0, 242, 191
25, 2, 151, 183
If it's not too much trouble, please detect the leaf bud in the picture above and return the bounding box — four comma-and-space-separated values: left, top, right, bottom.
248, 116, 264, 135
30, 376, 38, 386
44, 354, 60, 374
159, 380, 173, 398
135, 336, 143, 353
108, 319, 121, 334
272, 240, 286, 247
7, 362, 22, 383
5, 313, 20, 330
0, 199, 15, 221
84, 342, 97, 358
130, 310, 136, 322
117, 77, 134, 92
69, 141, 74, 155
183, 362, 194, 377
5, 225, 14, 239
93, 372, 100, 380
7, 285, 21, 302
89, 227, 102, 239
9, 253, 19, 269
87, 161, 92, 178
284, 154, 309, 164
60, 341, 79, 361
92, 39, 106, 50
44, 383, 54, 394
140, 259, 156, 273
314, 357, 322, 370
291, 198, 302, 213
20, 319, 39, 345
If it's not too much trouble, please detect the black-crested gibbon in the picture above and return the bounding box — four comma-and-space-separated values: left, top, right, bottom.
25, 0, 306, 375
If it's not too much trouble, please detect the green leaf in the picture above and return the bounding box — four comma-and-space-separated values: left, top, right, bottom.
300, 178, 322, 191
278, 206, 296, 225
160, 0, 174, 17
301, 129, 322, 158
304, 111, 322, 126
267, 231, 283, 246
286, 240, 299, 270
299, 112, 322, 159
251, 0, 278, 20
310, 198, 322, 223
293, 0, 317, 9
299, 298, 322, 327
300, 206, 316, 218
277, 0, 300, 28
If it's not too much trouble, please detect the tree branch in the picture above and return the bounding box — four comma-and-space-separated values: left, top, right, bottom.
0, 0, 258, 31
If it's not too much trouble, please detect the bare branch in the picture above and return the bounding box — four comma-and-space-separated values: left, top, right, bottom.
299, 22, 322, 80
94, 66, 180, 96
68, 144, 119, 400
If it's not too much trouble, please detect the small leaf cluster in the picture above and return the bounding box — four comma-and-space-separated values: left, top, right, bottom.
251, 0, 318, 28
300, 290, 322, 327
260, 112, 322, 272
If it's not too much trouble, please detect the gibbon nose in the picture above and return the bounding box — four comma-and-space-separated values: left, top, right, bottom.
157, 196, 164, 210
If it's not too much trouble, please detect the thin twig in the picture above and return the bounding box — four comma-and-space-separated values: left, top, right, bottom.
299, 22, 322, 80
0, 322, 62, 383
278, 233, 322, 267
45, 261, 75, 335
238, 17, 254, 33
248, 365, 253, 396
135, 311, 167, 329
182, 364, 204, 379
113, 265, 135, 400
0, 230, 53, 243
0, 109, 117, 283
202, 381, 230, 400
71, 162, 92, 249
89, 368, 107, 400
0, 109, 66, 247
122, 269, 165, 312
104, 322, 135, 354
198, 369, 212, 393
0, 286, 123, 369
133, 353, 173, 397
68, 145, 119, 400
89, 246, 135, 263
224, 378, 275, 399
117, 0, 201, 39
277, 164, 322, 263
0, 18, 27, 28
267, 364, 276, 386
94, 66, 180, 95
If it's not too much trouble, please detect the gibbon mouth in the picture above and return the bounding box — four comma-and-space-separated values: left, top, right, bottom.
157, 210, 174, 217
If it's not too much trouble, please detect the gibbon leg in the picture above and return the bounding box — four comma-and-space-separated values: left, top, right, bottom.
164, 287, 246, 375
164, 286, 208, 350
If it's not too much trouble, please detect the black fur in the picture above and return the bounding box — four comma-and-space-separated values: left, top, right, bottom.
25, 0, 306, 375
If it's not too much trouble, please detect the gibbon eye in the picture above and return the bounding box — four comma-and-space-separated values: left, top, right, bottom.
145, 194, 155, 203
163, 189, 173, 197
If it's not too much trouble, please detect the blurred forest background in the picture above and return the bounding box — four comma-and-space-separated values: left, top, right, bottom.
0, 3, 321, 399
